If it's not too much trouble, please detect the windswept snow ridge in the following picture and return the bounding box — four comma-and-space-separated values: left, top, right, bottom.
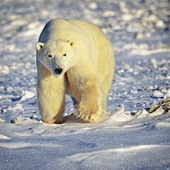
0, 0, 170, 169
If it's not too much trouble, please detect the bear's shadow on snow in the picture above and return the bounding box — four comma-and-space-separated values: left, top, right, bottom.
64, 114, 90, 124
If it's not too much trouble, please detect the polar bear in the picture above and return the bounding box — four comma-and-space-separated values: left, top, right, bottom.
36, 19, 114, 124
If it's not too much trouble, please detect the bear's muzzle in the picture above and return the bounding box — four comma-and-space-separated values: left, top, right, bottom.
54, 67, 63, 75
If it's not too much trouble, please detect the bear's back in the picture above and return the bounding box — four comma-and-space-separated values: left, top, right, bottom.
39, 19, 106, 43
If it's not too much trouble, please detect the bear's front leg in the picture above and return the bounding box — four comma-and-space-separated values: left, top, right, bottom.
37, 75, 65, 124
73, 79, 105, 123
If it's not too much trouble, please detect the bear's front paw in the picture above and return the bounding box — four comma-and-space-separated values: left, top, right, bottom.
43, 118, 65, 124
73, 104, 104, 123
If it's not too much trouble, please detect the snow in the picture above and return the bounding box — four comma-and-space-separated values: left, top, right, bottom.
0, 0, 170, 169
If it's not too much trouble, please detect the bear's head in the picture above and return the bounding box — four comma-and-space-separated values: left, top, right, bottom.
36, 39, 76, 77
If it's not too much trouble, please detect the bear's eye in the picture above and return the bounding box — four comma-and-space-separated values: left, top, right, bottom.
63, 53, 67, 57
48, 55, 52, 58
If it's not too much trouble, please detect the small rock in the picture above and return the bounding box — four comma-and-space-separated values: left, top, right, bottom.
0, 65, 10, 74
150, 107, 165, 116
122, 14, 134, 21
164, 89, 170, 100
0, 134, 10, 140
11, 117, 28, 124
141, 109, 149, 115
0, 118, 5, 123
88, 2, 98, 10
149, 104, 160, 113
155, 20, 165, 28
151, 58, 158, 69
21, 91, 35, 101
152, 91, 164, 98
135, 9, 145, 17
102, 10, 115, 17
145, 32, 151, 38
147, 15, 158, 23
30, 114, 39, 120
135, 32, 143, 39
136, 109, 149, 118
119, 1, 129, 13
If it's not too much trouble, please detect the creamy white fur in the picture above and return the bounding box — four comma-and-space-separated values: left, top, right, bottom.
36, 19, 114, 123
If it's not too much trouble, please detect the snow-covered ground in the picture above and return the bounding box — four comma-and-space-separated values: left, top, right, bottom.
0, 0, 170, 169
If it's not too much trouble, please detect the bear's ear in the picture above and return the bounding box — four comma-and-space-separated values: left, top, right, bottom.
36, 42, 44, 51
67, 40, 74, 47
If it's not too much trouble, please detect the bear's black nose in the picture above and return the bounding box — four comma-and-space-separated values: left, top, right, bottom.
55, 67, 63, 75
